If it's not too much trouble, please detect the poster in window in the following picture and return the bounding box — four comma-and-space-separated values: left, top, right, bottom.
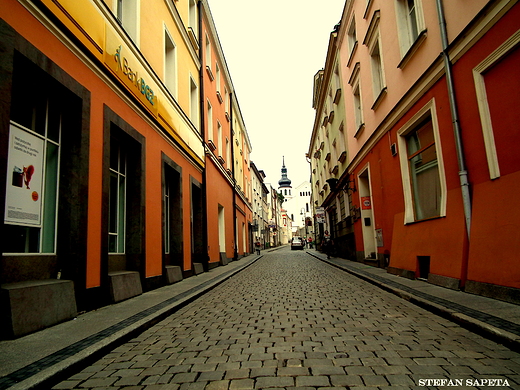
361, 196, 372, 210
4, 124, 44, 226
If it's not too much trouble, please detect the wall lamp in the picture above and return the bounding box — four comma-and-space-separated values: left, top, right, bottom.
342, 177, 357, 194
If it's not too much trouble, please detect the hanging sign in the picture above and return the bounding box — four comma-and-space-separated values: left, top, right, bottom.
316, 207, 326, 223
4, 124, 44, 226
361, 196, 372, 210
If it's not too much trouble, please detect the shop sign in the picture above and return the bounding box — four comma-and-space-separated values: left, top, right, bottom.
104, 30, 158, 115
361, 196, 372, 210
4, 124, 44, 226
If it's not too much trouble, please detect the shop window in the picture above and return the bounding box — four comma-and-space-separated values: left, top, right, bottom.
104, 107, 144, 273
163, 156, 183, 266
109, 137, 126, 253
4, 81, 61, 253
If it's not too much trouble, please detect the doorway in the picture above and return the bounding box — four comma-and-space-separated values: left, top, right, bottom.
358, 167, 377, 259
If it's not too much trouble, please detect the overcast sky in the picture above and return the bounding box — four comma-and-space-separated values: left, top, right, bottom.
207, 0, 346, 189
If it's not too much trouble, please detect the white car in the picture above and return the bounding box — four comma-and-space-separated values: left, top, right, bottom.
291, 237, 305, 250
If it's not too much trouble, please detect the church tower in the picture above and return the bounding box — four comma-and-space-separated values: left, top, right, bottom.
278, 156, 292, 199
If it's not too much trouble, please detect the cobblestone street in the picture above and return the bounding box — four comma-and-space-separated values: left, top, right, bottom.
53, 248, 520, 389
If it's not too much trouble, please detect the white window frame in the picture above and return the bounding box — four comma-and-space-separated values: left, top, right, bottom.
115, 0, 140, 45
369, 35, 385, 99
109, 140, 127, 254
397, 99, 447, 224
473, 30, 520, 180
207, 99, 213, 140
190, 75, 199, 128
347, 16, 357, 56
395, 0, 425, 57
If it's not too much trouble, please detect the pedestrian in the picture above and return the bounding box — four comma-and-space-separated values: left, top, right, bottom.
323, 230, 333, 259
255, 238, 261, 255
307, 236, 313, 249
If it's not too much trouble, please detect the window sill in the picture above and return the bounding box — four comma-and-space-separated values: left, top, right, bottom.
354, 123, 365, 139
371, 87, 387, 110
398, 29, 428, 69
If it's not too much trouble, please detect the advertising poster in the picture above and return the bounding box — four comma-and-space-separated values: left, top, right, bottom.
4, 124, 44, 226
316, 207, 326, 224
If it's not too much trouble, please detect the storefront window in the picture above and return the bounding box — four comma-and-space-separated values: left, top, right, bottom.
4, 95, 61, 253
109, 138, 126, 254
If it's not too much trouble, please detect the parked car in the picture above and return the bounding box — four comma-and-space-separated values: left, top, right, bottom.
291, 237, 305, 250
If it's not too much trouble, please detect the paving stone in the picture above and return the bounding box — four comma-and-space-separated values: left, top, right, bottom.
329, 374, 364, 387
295, 375, 330, 387
255, 376, 294, 388
53, 254, 520, 390
249, 367, 276, 377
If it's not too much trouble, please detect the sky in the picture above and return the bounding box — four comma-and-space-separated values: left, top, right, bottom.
207, 0, 346, 189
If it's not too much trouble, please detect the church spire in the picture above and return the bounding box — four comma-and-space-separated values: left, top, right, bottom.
278, 156, 292, 188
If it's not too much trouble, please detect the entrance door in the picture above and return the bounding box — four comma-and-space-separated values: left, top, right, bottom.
358, 168, 377, 259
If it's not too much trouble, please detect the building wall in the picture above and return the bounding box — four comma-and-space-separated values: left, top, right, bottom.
0, 0, 211, 337
312, 0, 520, 303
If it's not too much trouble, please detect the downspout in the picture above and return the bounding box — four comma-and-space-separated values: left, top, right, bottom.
198, 0, 209, 270
435, 0, 471, 284
230, 93, 238, 261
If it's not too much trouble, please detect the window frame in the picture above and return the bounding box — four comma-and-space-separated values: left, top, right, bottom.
397, 99, 446, 224
395, 0, 425, 59
164, 26, 177, 99
473, 30, 520, 180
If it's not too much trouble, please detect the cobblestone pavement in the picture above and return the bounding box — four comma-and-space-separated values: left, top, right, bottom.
53, 248, 520, 389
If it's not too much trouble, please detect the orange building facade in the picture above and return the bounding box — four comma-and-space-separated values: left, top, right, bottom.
311, 0, 520, 304
0, 0, 253, 338
200, 1, 253, 267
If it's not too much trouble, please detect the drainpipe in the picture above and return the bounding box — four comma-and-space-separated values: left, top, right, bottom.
230, 92, 238, 261
435, 0, 471, 284
197, 0, 209, 270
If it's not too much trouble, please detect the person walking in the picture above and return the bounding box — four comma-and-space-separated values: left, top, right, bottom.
255, 238, 261, 255
323, 230, 333, 259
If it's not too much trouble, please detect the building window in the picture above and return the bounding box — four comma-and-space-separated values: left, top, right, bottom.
5, 115, 60, 253
398, 100, 446, 223
116, 0, 139, 44
205, 34, 212, 72
164, 28, 177, 98
395, 0, 425, 56
353, 83, 363, 132
189, 0, 198, 38
217, 121, 222, 157
207, 100, 213, 140
190, 76, 199, 128
109, 137, 126, 253
216, 62, 221, 94
163, 174, 170, 255
347, 16, 357, 57
370, 37, 385, 98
